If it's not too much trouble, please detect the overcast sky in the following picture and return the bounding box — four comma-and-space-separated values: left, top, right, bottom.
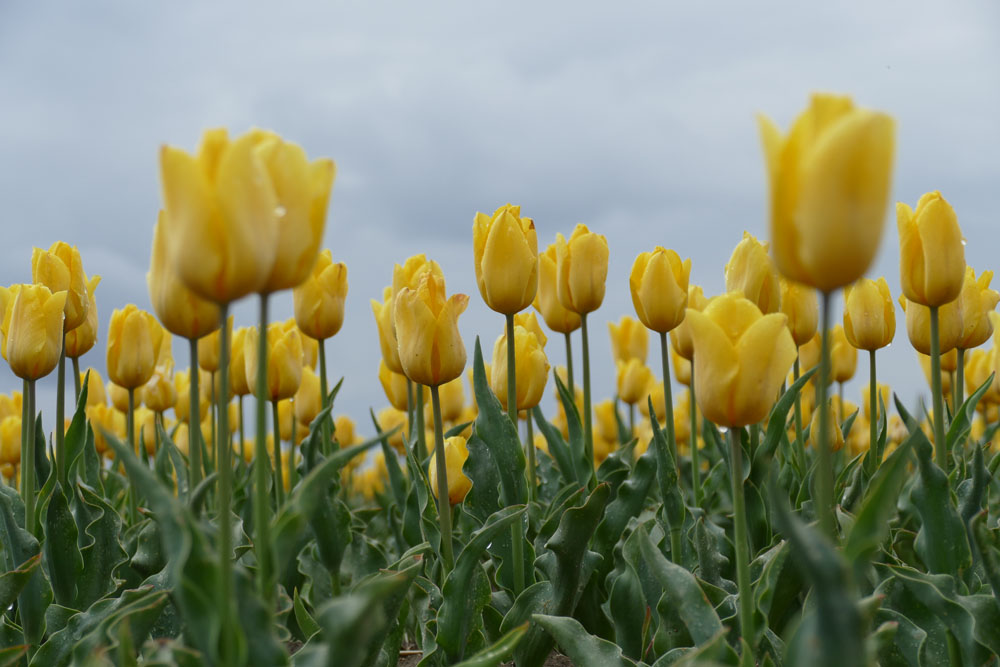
1, 1, 998, 438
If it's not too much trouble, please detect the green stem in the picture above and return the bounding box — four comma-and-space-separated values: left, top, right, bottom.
955, 348, 965, 416
415, 385, 427, 462
930, 306, 948, 471
22, 380, 36, 536
289, 417, 297, 491
838, 382, 844, 425
526, 412, 536, 502
272, 401, 284, 506
869, 350, 878, 474
816, 292, 835, 538
238, 395, 246, 464
658, 332, 679, 476
793, 354, 806, 473
628, 403, 635, 436
127, 388, 138, 526
56, 335, 66, 486
405, 379, 415, 453
72, 356, 81, 404
729, 428, 754, 650
209, 373, 217, 472
215, 301, 239, 665
564, 332, 575, 395
581, 314, 594, 480
188, 338, 204, 489
319, 337, 332, 458
506, 313, 526, 594
690, 356, 701, 506
253, 294, 275, 605
430, 384, 454, 571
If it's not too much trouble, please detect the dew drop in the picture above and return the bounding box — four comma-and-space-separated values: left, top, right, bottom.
275, 205, 287, 218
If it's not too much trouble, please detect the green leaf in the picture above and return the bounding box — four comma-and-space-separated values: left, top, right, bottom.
73, 484, 127, 609
0, 553, 41, 612
450, 622, 529, 667
63, 373, 91, 484
756, 367, 816, 464
43, 483, 83, 608
648, 398, 686, 533
356, 556, 422, 667
843, 438, 913, 565
592, 446, 657, 571
947, 372, 994, 452
532, 614, 636, 667
0, 485, 50, 645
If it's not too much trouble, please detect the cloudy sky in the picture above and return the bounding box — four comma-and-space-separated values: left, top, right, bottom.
1, 1, 998, 437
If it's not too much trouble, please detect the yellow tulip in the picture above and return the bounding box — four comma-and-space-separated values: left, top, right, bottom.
334, 415, 357, 447
490, 324, 550, 412
473, 204, 538, 315
147, 210, 221, 340
779, 278, 818, 347
378, 360, 410, 412
394, 272, 468, 387
685, 291, 797, 427
134, 407, 157, 456
533, 244, 581, 334
608, 316, 648, 365
245, 322, 303, 401
670, 285, 708, 361
0, 393, 22, 421
372, 287, 403, 374
428, 435, 472, 505
673, 390, 699, 445
968, 346, 1000, 404
810, 400, 845, 453
294, 366, 322, 426
160, 128, 284, 302
277, 399, 295, 441
629, 247, 691, 333
197, 315, 231, 373
954, 267, 1000, 350
798, 332, 822, 377
725, 231, 780, 314
31, 241, 90, 331
594, 400, 619, 443
142, 365, 177, 413
376, 407, 408, 454
830, 325, 857, 383
0, 416, 20, 465
918, 352, 952, 397
65, 276, 101, 358
0, 284, 68, 380
80, 369, 106, 407
107, 382, 129, 412
860, 383, 890, 420
616, 359, 654, 406
672, 347, 691, 386
758, 93, 895, 291
438, 375, 466, 423
173, 368, 211, 424
106, 304, 163, 390
593, 432, 616, 465
393, 254, 443, 300
514, 312, 548, 348
843, 277, 895, 351
900, 296, 962, 355
638, 379, 666, 423
87, 404, 125, 455
940, 348, 959, 374
294, 249, 348, 340
897, 191, 966, 307
229, 327, 252, 397
555, 224, 609, 315
300, 331, 318, 370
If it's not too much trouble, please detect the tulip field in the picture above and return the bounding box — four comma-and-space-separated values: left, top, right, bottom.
2, 92, 1000, 667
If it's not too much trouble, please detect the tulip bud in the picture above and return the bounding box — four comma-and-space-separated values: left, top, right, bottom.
685, 292, 797, 427
810, 400, 845, 453
333, 415, 356, 447
843, 277, 896, 351
65, 276, 101, 358
779, 278, 819, 347
378, 360, 410, 412
142, 365, 177, 413
616, 359, 653, 406
77, 369, 106, 407
394, 272, 468, 387
31, 242, 90, 331
593, 432, 615, 465
954, 267, 1000, 350
608, 316, 648, 365
672, 347, 691, 386
638, 379, 666, 423
106, 305, 163, 390
670, 285, 708, 361
147, 211, 221, 340
725, 232, 781, 314
0, 284, 68, 380
594, 400, 619, 443
830, 325, 857, 383
629, 247, 691, 333
376, 407, 408, 454
229, 327, 252, 397
372, 287, 403, 374
437, 375, 466, 423
514, 312, 548, 348
759, 93, 895, 291
0, 416, 21, 465
940, 348, 959, 374
918, 352, 952, 397
159, 129, 281, 302
245, 322, 303, 402
533, 244, 581, 334
173, 368, 211, 424
673, 390, 698, 445
198, 315, 232, 373
298, 332, 318, 372
0, 393, 21, 422
278, 399, 295, 442
294, 366, 322, 426
798, 332, 822, 378
900, 296, 962, 355
490, 325, 550, 412
294, 250, 348, 340
134, 407, 157, 456
428, 435, 472, 505
107, 382, 130, 412
87, 404, 125, 455
473, 204, 538, 315
861, 383, 890, 420
555, 224, 609, 315
897, 191, 966, 307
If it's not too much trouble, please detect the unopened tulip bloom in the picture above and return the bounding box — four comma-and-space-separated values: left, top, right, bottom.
87, 404, 125, 455
0, 416, 20, 465
954, 267, 1000, 350
277, 399, 295, 441
174, 368, 211, 423
31, 242, 90, 331
378, 360, 409, 411
81, 370, 106, 407
107, 305, 163, 390
229, 328, 252, 397
107, 382, 129, 412
372, 287, 403, 374
159, 129, 282, 302
491, 325, 550, 411
533, 244, 581, 334
437, 375, 465, 423
300, 331, 318, 369
616, 359, 654, 406
377, 407, 408, 453
333, 415, 356, 447
473, 204, 538, 314
830, 325, 857, 383
810, 401, 845, 452
725, 232, 780, 314
685, 292, 797, 427
245, 322, 303, 401
65, 276, 101, 358
918, 353, 952, 396
0, 284, 68, 380
142, 365, 177, 413
672, 347, 691, 386
594, 400, 619, 443
608, 316, 648, 365
198, 316, 232, 373
759, 93, 895, 291
897, 191, 966, 307
843, 278, 895, 350
629, 247, 691, 334
428, 436, 472, 505
861, 383, 890, 420
294, 366, 322, 426
900, 296, 962, 355
147, 211, 221, 340
670, 286, 708, 361
638, 380, 666, 423
514, 312, 548, 348
779, 279, 819, 347
394, 272, 469, 387
134, 407, 157, 455
555, 224, 609, 315
294, 250, 348, 340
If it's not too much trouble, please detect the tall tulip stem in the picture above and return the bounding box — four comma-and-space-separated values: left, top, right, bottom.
253, 294, 275, 605
658, 332, 679, 477
430, 384, 454, 571
405, 379, 415, 452
415, 385, 427, 462
792, 354, 806, 473
215, 301, 239, 664
690, 357, 702, 506
272, 401, 284, 506
506, 313, 526, 595
505, 314, 518, 425
188, 338, 204, 489
21, 380, 36, 536
581, 314, 594, 481
55, 336, 66, 486
955, 348, 965, 416
72, 356, 81, 403
127, 388, 138, 526
930, 306, 947, 471
816, 292, 835, 538
729, 427, 754, 650
238, 396, 246, 463
318, 337, 331, 459
564, 332, 575, 395
869, 350, 879, 473
209, 377, 217, 472
525, 412, 536, 502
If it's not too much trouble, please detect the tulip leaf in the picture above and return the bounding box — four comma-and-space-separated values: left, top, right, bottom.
450, 621, 529, 667
354, 556, 422, 667
757, 367, 816, 464
947, 372, 994, 454
844, 437, 913, 565
648, 398, 686, 536
43, 483, 82, 608
73, 483, 127, 609
531, 405, 585, 489
62, 374, 91, 486
532, 614, 637, 667
0, 484, 51, 646
0, 553, 41, 613
369, 408, 408, 512
592, 446, 657, 576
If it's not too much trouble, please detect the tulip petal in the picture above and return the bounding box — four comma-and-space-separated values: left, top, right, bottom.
732, 313, 797, 426
685, 309, 738, 427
